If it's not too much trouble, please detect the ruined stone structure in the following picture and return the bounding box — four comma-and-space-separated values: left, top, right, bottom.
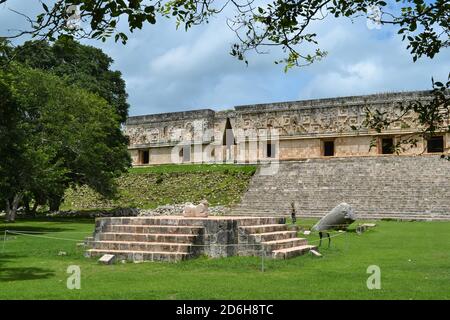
86, 216, 317, 261
84, 91, 450, 262
124, 91, 449, 165
122, 90, 450, 221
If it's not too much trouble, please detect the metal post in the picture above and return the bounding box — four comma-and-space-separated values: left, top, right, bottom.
261, 245, 265, 273
2, 230, 7, 253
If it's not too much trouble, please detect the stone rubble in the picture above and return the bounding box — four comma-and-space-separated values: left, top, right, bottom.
41, 204, 228, 218
138, 204, 228, 217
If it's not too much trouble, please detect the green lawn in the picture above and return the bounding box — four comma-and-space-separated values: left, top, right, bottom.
1, 218, 449, 299
128, 163, 257, 174
61, 164, 257, 211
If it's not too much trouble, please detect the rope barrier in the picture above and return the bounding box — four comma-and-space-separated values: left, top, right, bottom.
307, 231, 347, 244
1, 230, 92, 234
5, 230, 85, 242
1, 229, 350, 247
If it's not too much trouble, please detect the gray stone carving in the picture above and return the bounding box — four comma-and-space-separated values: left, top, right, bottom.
312, 202, 357, 247
312, 202, 357, 232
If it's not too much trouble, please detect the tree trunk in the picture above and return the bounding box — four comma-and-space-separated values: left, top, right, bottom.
49, 195, 63, 212
24, 197, 31, 213
5, 194, 22, 222
5, 199, 11, 222
31, 201, 39, 217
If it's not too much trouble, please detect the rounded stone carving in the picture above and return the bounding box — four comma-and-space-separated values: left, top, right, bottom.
312, 203, 356, 231
183, 200, 209, 218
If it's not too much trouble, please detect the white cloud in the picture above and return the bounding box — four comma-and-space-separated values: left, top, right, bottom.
1, 2, 448, 116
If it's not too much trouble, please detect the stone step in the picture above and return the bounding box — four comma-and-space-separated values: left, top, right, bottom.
252, 230, 298, 242
231, 156, 450, 219
240, 224, 288, 233
262, 237, 308, 251
232, 211, 450, 220
235, 209, 444, 216
235, 217, 286, 226
98, 232, 197, 243
239, 196, 450, 202
105, 224, 204, 235
91, 240, 193, 253
86, 249, 189, 262
84, 236, 94, 247
101, 216, 285, 227
272, 245, 317, 259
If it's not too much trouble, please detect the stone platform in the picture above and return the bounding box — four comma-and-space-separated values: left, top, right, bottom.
85, 216, 316, 262
231, 156, 450, 220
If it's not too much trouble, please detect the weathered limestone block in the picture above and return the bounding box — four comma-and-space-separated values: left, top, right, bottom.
98, 254, 116, 264
183, 200, 209, 217
312, 202, 357, 231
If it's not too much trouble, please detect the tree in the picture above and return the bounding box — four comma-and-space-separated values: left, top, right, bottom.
0, 72, 68, 221
0, 38, 12, 63
0, 1, 448, 69
0, 64, 131, 221
12, 38, 129, 123
1, 1, 447, 137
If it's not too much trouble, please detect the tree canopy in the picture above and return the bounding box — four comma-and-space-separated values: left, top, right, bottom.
0, 1, 448, 69
10, 38, 129, 123
0, 63, 131, 221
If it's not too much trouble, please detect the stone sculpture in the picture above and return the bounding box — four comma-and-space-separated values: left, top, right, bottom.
183, 200, 209, 217
312, 202, 356, 247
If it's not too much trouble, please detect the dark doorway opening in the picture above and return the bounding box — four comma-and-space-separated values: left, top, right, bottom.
266, 141, 275, 158
141, 150, 150, 164
323, 141, 335, 157
427, 136, 444, 153
381, 138, 394, 154
222, 118, 236, 147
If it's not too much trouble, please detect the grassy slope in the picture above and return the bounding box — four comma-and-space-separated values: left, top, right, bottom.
61, 164, 256, 211
1, 218, 449, 299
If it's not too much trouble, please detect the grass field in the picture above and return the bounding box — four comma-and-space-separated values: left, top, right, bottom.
61, 164, 256, 211
1, 218, 449, 300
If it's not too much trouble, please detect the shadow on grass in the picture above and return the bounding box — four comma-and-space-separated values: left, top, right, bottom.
7, 216, 95, 224
0, 267, 55, 282
0, 225, 75, 234
0, 253, 55, 282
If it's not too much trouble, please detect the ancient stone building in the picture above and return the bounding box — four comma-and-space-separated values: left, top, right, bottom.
124, 91, 449, 166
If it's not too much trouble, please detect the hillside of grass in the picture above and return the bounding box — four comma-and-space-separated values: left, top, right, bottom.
61, 164, 257, 210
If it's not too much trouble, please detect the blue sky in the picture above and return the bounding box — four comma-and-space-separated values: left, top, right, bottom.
1, 1, 449, 116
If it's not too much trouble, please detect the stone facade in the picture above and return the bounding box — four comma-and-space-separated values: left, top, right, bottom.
124, 91, 449, 165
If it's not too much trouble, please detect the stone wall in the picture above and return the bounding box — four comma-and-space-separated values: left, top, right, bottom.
124, 91, 449, 165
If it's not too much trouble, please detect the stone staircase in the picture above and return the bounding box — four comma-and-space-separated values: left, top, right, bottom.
238, 223, 317, 259
86, 222, 202, 262
231, 155, 450, 220
85, 216, 317, 262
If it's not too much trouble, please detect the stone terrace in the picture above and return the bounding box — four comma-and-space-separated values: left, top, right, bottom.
85, 216, 316, 262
